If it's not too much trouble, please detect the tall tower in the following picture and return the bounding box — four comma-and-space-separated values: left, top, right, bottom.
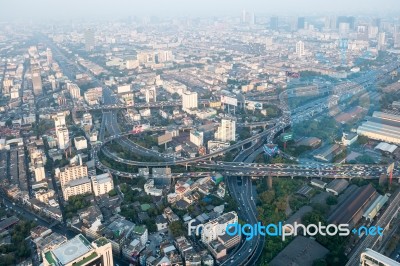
378, 32, 386, 51
215, 119, 236, 142
145, 86, 157, 103
394, 25, 400, 48
31, 68, 42, 96
84, 28, 95, 51
297, 17, 305, 30
270, 17, 278, 30
46, 48, 53, 65
242, 10, 247, 24
182, 91, 198, 111
296, 41, 305, 57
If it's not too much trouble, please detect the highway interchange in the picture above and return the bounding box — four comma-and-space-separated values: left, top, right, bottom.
48, 37, 400, 265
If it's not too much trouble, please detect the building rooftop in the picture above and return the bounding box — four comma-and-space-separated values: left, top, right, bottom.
47, 234, 92, 265
328, 184, 378, 225
66, 176, 91, 187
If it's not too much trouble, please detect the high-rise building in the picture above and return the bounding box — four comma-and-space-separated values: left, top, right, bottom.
46, 48, 53, 65
67, 83, 81, 99
215, 119, 236, 142
270, 17, 279, 30
242, 10, 247, 24
190, 131, 204, 147
84, 28, 95, 51
54, 113, 69, 150
91, 172, 114, 197
329, 16, 337, 29
337, 16, 355, 30
378, 32, 386, 50
201, 211, 238, 243
156, 50, 173, 63
54, 112, 66, 128
56, 165, 88, 186
32, 68, 42, 96
34, 166, 46, 182
265, 37, 273, 50
296, 41, 305, 57
339, 23, 350, 35
360, 248, 400, 266
145, 86, 157, 103
62, 177, 92, 200
56, 126, 69, 150
297, 17, 305, 30
394, 25, 400, 48
43, 235, 113, 266
182, 91, 198, 111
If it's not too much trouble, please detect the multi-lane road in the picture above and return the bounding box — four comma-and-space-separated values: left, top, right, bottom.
47, 36, 400, 265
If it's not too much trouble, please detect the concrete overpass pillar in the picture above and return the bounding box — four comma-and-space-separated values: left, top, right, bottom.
268, 176, 273, 190
291, 176, 294, 179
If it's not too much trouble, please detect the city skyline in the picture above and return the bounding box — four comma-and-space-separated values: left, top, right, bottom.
1, 0, 400, 21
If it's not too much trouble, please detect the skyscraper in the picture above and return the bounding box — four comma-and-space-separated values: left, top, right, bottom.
145, 86, 157, 103
31, 68, 42, 96
54, 113, 69, 150
297, 17, 305, 30
46, 48, 53, 65
84, 28, 95, 51
215, 119, 236, 142
242, 10, 247, 24
296, 41, 305, 57
394, 25, 400, 48
378, 32, 386, 50
270, 17, 279, 30
182, 91, 198, 111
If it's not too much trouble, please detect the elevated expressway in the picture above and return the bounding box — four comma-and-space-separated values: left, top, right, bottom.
95, 62, 400, 266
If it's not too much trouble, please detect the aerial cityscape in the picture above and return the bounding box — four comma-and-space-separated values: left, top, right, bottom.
0, 0, 400, 265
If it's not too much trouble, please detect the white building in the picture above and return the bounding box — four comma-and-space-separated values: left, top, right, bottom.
190, 131, 204, 147
360, 248, 400, 266
34, 166, 46, 182
378, 32, 386, 51
215, 119, 236, 142
56, 126, 69, 150
43, 235, 113, 266
357, 111, 400, 144
341, 132, 358, 146
57, 165, 88, 186
144, 179, 163, 196
182, 91, 198, 111
67, 83, 81, 99
117, 84, 131, 94
91, 173, 114, 197
145, 86, 157, 103
296, 41, 305, 57
62, 177, 92, 201
201, 211, 238, 244
81, 113, 92, 127
74, 136, 88, 151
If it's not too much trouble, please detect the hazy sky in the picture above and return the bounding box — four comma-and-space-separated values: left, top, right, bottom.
1, 0, 399, 20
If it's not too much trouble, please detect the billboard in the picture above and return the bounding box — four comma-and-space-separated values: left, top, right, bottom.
286, 71, 300, 78
245, 100, 263, 110
280, 132, 293, 142
221, 95, 238, 107
158, 133, 172, 145
263, 144, 279, 156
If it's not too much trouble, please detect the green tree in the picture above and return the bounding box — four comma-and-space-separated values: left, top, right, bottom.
326, 195, 338, 205
169, 221, 185, 237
